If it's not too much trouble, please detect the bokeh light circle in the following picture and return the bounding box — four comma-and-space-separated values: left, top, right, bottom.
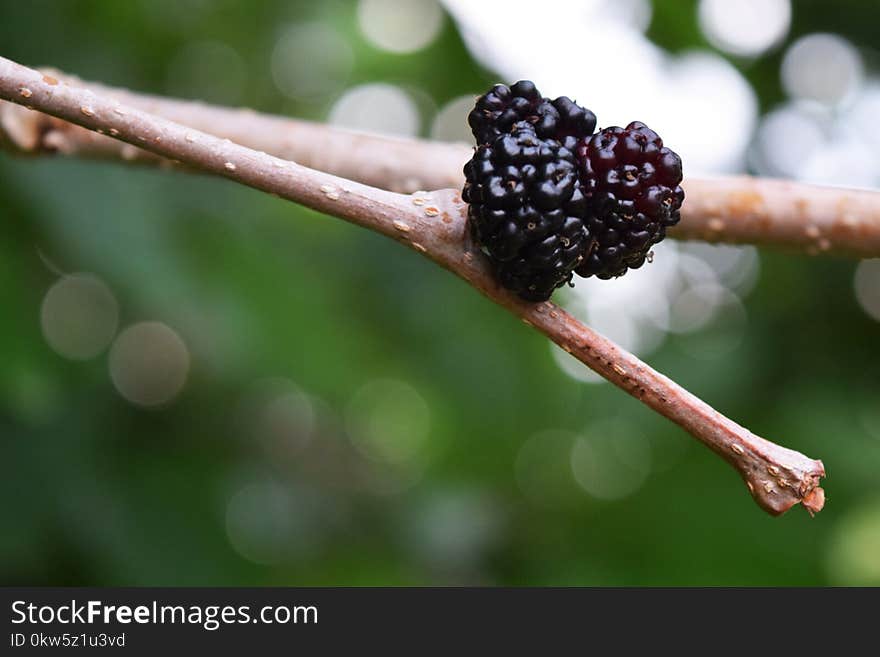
346, 379, 430, 465
404, 488, 503, 569
603, 0, 653, 33
272, 22, 354, 100
854, 260, 880, 322
669, 283, 727, 334
681, 243, 761, 294
662, 52, 758, 173
781, 33, 864, 106
797, 139, 878, 188
676, 288, 748, 360
109, 322, 190, 407
827, 500, 880, 585
358, 0, 444, 54
699, 0, 790, 57
257, 386, 316, 459
550, 344, 605, 384
329, 83, 421, 137
430, 94, 476, 142
571, 419, 651, 500
41, 273, 119, 360
225, 481, 319, 565
844, 85, 880, 152
753, 105, 825, 178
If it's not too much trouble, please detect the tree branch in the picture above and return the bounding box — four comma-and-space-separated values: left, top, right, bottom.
0, 55, 826, 516
3, 69, 880, 259
0, 69, 466, 192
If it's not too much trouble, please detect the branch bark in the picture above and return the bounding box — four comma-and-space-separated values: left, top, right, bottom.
3, 69, 880, 258
0, 69, 467, 192
0, 55, 826, 516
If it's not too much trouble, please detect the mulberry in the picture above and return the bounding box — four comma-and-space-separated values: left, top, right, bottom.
575, 121, 684, 279
462, 81, 683, 300
463, 121, 592, 301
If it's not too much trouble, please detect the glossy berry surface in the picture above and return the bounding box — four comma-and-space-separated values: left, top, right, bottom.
575, 121, 684, 279
467, 81, 596, 146
463, 122, 591, 301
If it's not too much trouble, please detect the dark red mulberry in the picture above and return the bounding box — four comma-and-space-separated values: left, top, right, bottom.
575, 121, 684, 279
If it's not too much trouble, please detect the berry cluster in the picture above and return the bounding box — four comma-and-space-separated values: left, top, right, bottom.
463, 81, 684, 301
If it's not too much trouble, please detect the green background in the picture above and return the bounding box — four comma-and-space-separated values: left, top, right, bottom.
2, 0, 879, 586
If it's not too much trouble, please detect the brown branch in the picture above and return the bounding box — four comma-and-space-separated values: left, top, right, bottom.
681, 176, 880, 258
0, 55, 825, 516
3, 70, 880, 259
0, 69, 466, 192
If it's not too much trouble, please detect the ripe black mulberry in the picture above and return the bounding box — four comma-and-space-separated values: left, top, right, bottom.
467, 80, 596, 146
463, 121, 593, 301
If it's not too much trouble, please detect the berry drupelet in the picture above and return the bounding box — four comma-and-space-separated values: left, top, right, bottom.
462, 81, 684, 301
575, 121, 684, 279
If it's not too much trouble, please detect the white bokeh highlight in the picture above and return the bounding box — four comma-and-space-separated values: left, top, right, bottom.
602, 0, 653, 33
552, 240, 757, 381
781, 33, 864, 106
797, 139, 878, 188
844, 85, 880, 152
681, 243, 760, 295
329, 83, 421, 137
754, 86, 880, 188
699, 0, 790, 57
752, 105, 826, 178
430, 94, 476, 143
358, 0, 444, 54
441, 0, 757, 174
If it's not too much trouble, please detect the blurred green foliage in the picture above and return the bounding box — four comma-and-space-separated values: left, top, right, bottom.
2, 0, 879, 586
